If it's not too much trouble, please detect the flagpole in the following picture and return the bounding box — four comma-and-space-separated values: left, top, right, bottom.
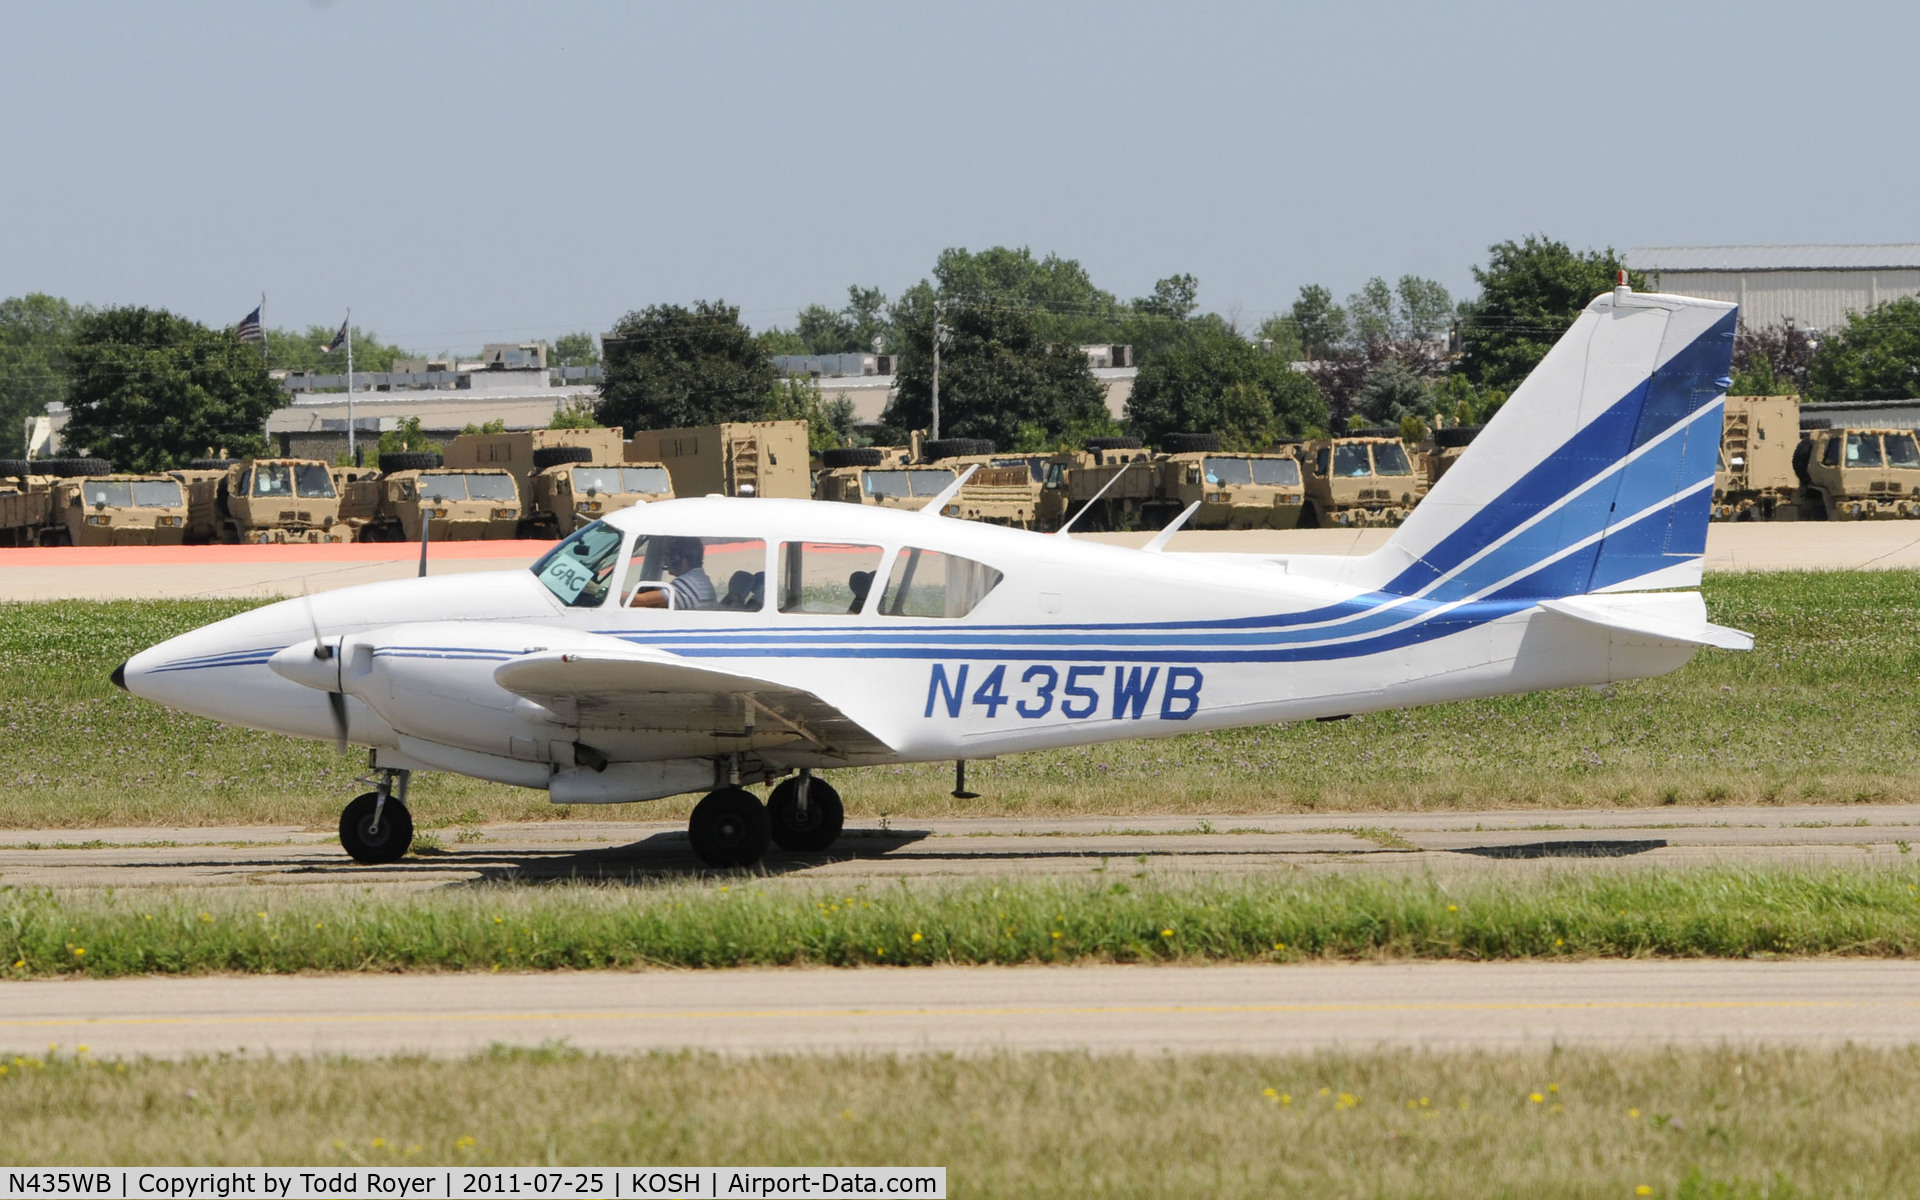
346, 308, 356, 465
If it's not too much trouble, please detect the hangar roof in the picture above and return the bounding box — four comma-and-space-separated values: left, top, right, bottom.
1628, 244, 1920, 272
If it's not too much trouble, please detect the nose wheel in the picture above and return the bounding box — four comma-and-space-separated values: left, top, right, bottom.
340, 770, 414, 864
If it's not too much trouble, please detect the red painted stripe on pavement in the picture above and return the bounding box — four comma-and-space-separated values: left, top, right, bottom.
0, 541, 551, 567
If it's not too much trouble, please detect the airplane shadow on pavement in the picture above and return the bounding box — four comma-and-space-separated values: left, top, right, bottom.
444, 826, 939, 884
1448, 839, 1667, 859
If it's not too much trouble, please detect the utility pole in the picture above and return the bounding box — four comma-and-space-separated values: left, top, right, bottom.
930, 300, 943, 441
346, 309, 357, 465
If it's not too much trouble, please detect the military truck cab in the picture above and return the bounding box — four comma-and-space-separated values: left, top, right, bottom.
339, 453, 523, 542
1794, 426, 1920, 520
815, 446, 957, 512
527, 451, 674, 538
0, 458, 185, 546
181, 458, 350, 544
1037, 437, 1150, 529
1300, 432, 1426, 527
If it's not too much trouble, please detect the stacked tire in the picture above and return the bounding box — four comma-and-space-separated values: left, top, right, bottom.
1161, 432, 1220, 454
922, 438, 995, 461
0, 457, 111, 478
820, 447, 886, 469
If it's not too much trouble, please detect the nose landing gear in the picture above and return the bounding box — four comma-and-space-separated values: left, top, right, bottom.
340, 768, 414, 864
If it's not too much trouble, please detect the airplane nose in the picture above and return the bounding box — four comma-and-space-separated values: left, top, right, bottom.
111, 661, 128, 691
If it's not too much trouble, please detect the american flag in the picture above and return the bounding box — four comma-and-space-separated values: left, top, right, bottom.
235, 306, 264, 342
321, 318, 349, 353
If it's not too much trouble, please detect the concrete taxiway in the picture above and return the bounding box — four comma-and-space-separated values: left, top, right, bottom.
1, 803, 1916, 890
4, 961, 1918, 1058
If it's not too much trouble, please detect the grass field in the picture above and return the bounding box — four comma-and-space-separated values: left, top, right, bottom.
2, 569, 1916, 828
7, 866, 1920, 976
0, 1044, 1913, 1196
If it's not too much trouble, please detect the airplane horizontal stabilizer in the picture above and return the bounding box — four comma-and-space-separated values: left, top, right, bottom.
1536, 594, 1753, 651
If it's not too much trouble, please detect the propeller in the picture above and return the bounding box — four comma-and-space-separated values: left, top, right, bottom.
303, 584, 350, 753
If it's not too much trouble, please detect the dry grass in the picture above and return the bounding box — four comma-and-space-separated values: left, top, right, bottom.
2, 568, 1916, 827
0, 1044, 1907, 1195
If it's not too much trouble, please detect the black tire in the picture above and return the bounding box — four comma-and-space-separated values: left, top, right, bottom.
532, 445, 595, 470
923, 437, 994, 461
1084, 436, 1143, 451
687, 787, 771, 868
1433, 425, 1483, 449
767, 776, 845, 852
188, 458, 238, 471
339, 791, 414, 865
1791, 439, 1814, 486
1347, 426, 1399, 440
36, 458, 114, 478
820, 446, 886, 469
1298, 502, 1321, 529
1161, 432, 1220, 454
379, 451, 442, 473
0, 460, 31, 478
1799, 417, 1832, 431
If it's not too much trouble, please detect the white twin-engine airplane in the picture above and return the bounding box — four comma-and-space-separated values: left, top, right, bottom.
116, 284, 1749, 868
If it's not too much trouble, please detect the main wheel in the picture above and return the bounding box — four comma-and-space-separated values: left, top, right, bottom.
339, 791, 414, 864
688, 787, 771, 868
767, 776, 845, 853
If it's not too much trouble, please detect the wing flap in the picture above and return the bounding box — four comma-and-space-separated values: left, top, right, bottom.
494, 648, 895, 758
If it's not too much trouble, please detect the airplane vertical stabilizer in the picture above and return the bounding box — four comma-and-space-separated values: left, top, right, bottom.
1335, 287, 1736, 602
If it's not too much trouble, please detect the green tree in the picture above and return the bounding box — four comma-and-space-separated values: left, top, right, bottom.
594, 300, 776, 434
458, 418, 507, 435
377, 416, 440, 458
1253, 314, 1304, 361
61, 307, 281, 472
884, 300, 1109, 449
265, 324, 406, 374
1125, 324, 1327, 449
1290, 285, 1350, 359
1804, 297, 1920, 403
0, 294, 88, 457
548, 402, 598, 430
551, 332, 600, 368
762, 376, 857, 451
895, 246, 1124, 345
1459, 235, 1643, 392
1354, 359, 1432, 426
783, 285, 894, 356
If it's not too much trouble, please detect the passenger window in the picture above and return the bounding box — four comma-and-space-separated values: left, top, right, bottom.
778, 542, 885, 614
622, 536, 767, 610
1822, 438, 1841, 467
879, 547, 1004, 618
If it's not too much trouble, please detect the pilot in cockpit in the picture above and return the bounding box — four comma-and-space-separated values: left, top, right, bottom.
630, 536, 717, 609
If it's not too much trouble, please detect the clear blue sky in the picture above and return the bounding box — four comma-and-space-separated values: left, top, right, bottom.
3, 1, 1909, 352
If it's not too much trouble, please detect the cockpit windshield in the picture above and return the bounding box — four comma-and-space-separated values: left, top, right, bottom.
531, 521, 625, 607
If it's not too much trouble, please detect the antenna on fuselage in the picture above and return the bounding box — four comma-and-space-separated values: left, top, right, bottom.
919, 463, 980, 518
1141, 500, 1203, 552
1055, 459, 1136, 537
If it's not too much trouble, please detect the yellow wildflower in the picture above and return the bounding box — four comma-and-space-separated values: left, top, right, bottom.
1529, 1092, 1544, 1103
910, 932, 923, 943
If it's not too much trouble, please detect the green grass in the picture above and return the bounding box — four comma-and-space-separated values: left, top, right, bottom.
7, 866, 1920, 977
3, 569, 1918, 827
0, 1044, 1914, 1196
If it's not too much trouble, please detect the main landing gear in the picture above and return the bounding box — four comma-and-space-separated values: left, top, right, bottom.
340, 768, 414, 864
687, 770, 845, 868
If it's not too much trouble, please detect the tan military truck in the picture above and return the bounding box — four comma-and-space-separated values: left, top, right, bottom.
1792, 425, 1920, 520
919, 438, 1048, 528
1036, 437, 1152, 529
177, 457, 352, 544
1423, 424, 1483, 489
1711, 395, 1800, 521
626, 420, 811, 499
1298, 430, 1427, 527
813, 446, 953, 511
0, 458, 186, 547
337, 452, 523, 542
1153, 432, 1308, 531
444, 427, 672, 538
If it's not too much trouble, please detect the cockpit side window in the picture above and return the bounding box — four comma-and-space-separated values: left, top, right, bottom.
778, 542, 885, 614
531, 520, 625, 607
621, 536, 767, 610
879, 547, 1003, 618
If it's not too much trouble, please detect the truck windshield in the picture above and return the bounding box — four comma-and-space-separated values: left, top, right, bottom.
252, 464, 295, 497
1333, 444, 1373, 477
1202, 457, 1252, 486
81, 481, 132, 508
419, 473, 517, 502
1847, 433, 1884, 467
623, 466, 671, 493
531, 520, 625, 607
863, 469, 956, 498
1250, 458, 1301, 486
1885, 433, 1920, 468
572, 467, 624, 495
133, 479, 183, 507
295, 463, 336, 499
573, 466, 671, 494
1373, 443, 1414, 476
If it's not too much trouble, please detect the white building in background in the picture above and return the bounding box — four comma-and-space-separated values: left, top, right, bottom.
1627, 244, 1920, 332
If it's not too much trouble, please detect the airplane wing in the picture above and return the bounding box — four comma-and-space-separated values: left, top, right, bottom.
492, 647, 895, 758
